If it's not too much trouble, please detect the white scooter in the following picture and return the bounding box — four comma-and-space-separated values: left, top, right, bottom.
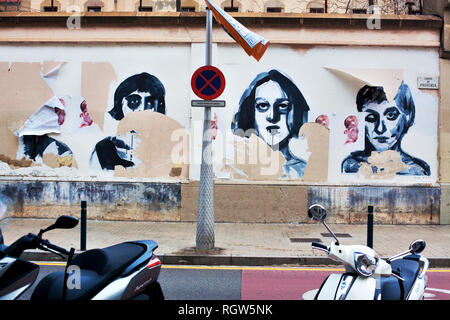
308, 204, 429, 300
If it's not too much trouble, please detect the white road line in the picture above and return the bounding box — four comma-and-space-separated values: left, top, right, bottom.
426, 287, 450, 295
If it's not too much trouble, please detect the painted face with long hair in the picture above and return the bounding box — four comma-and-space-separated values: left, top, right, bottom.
232, 69, 309, 151
254, 80, 291, 146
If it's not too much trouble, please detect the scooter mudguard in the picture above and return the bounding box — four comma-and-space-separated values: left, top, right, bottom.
315, 273, 376, 300
120, 255, 161, 300
91, 241, 161, 300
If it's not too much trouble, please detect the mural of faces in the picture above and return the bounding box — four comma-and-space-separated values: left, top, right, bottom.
93, 73, 166, 171
10, 62, 435, 182
108, 72, 166, 121
342, 82, 430, 176
362, 99, 410, 152
254, 80, 291, 146
232, 70, 309, 148
231, 69, 310, 178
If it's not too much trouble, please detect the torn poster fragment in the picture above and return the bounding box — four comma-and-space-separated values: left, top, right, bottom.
204, 0, 269, 61
15, 96, 65, 137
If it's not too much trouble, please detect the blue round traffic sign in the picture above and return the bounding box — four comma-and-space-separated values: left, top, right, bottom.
191, 65, 226, 100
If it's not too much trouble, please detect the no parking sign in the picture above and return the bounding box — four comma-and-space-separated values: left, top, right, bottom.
191, 65, 226, 101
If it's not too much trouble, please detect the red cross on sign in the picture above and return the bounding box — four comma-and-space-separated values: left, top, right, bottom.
191, 66, 226, 100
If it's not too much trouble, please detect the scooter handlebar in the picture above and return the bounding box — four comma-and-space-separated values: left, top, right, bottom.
40, 239, 70, 256
311, 241, 330, 253
4, 233, 41, 258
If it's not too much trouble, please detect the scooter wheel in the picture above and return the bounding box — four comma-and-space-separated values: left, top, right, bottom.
145, 281, 165, 301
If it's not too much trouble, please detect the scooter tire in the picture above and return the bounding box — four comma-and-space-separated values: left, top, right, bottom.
145, 281, 165, 301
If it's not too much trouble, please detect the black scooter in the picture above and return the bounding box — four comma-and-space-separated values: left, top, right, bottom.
0, 215, 164, 300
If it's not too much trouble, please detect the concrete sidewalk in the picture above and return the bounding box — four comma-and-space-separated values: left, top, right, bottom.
1, 218, 450, 267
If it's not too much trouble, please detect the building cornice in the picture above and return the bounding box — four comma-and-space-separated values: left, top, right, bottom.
0, 12, 442, 47
0, 12, 443, 29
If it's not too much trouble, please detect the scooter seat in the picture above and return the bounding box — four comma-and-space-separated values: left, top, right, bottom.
31, 242, 145, 300
381, 255, 421, 300
71, 242, 145, 276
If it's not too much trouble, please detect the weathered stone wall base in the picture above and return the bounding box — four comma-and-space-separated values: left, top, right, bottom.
0, 180, 181, 221
0, 180, 442, 224
307, 186, 440, 224
441, 184, 450, 224
181, 182, 441, 224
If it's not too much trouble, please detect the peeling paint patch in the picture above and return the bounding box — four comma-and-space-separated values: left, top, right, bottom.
357, 150, 407, 179
0, 154, 33, 168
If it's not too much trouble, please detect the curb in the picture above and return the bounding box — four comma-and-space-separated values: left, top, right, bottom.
21, 250, 450, 268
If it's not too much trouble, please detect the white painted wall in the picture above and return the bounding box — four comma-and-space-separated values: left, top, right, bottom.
0, 43, 439, 184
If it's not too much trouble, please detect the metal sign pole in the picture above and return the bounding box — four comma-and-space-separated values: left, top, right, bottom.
196, 7, 215, 250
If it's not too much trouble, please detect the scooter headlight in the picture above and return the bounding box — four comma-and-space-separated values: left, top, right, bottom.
354, 252, 378, 277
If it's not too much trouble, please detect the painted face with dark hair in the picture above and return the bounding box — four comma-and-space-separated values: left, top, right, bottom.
122, 90, 156, 118
254, 80, 291, 147
362, 100, 410, 152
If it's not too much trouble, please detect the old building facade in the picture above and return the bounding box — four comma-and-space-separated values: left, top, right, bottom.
2, 0, 423, 14
0, 0, 449, 225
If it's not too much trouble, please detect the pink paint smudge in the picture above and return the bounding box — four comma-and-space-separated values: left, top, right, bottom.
344, 115, 359, 144
211, 113, 218, 140
79, 100, 93, 128
54, 98, 66, 125
315, 115, 329, 129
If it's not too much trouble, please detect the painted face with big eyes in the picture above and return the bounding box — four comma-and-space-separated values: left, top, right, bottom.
122, 90, 157, 117
362, 100, 409, 151
254, 80, 291, 147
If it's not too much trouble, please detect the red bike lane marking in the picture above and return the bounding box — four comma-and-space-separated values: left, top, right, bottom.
241, 269, 450, 300
241, 269, 333, 300
425, 272, 450, 300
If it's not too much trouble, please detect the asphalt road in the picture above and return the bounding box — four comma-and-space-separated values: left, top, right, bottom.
17, 263, 450, 300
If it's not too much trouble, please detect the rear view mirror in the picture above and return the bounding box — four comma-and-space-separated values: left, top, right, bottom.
409, 239, 426, 254
39, 215, 79, 236
307, 204, 339, 245
54, 216, 79, 230
308, 204, 327, 223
